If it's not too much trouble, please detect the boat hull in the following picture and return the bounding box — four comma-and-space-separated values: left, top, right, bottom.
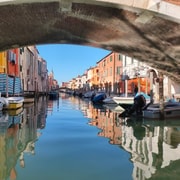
92, 92, 106, 103
143, 102, 180, 119
113, 93, 151, 109
4, 97, 24, 110
7, 102, 23, 110
49, 91, 59, 100
113, 96, 134, 104
102, 97, 116, 104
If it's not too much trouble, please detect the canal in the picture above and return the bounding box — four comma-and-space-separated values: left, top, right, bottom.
0, 93, 180, 180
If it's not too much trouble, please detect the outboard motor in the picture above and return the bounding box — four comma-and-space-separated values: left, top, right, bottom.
121, 94, 146, 116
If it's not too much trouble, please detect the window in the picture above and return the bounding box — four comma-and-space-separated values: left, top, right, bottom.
110, 56, 112, 62
119, 54, 123, 61
7, 50, 16, 63
27, 69, 30, 75
110, 67, 112, 76
20, 47, 24, 54
117, 66, 121, 75
103, 59, 106, 67
20, 65, 22, 72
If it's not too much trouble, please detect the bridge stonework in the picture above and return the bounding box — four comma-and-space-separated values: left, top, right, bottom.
0, 0, 179, 82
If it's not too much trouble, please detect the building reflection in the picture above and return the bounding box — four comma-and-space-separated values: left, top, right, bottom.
1, 94, 178, 180
0, 97, 48, 180
84, 102, 180, 179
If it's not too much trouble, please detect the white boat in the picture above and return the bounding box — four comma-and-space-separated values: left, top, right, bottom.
6, 97, 24, 110
113, 95, 134, 105
102, 96, 116, 104
113, 92, 150, 108
143, 102, 180, 119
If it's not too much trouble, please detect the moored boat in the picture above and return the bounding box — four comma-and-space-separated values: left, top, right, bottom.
48, 91, 59, 100
5, 97, 24, 110
113, 92, 150, 109
102, 96, 116, 104
143, 102, 180, 119
113, 95, 134, 108
91, 91, 107, 104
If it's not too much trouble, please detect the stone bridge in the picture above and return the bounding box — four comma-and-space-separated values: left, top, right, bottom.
0, 0, 179, 82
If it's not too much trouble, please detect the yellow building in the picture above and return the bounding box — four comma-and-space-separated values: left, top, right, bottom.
91, 66, 99, 89
0, 51, 7, 73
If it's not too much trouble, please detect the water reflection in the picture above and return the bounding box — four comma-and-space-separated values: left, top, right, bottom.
67, 96, 180, 180
0, 94, 180, 180
0, 97, 48, 180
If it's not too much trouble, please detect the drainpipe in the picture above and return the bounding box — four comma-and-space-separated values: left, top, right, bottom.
113, 53, 116, 94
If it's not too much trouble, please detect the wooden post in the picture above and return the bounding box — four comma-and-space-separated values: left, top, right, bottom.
159, 72, 164, 120
125, 79, 128, 97
138, 76, 140, 93
6, 74, 8, 98
145, 76, 148, 94
150, 71, 154, 103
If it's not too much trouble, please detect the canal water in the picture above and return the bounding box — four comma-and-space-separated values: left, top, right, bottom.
0, 93, 180, 180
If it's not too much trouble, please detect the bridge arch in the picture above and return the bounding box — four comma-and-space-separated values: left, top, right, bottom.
0, 0, 179, 82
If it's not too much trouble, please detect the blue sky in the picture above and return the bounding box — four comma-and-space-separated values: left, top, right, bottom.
37, 44, 110, 85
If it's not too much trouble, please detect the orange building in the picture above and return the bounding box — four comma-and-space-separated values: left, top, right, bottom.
97, 52, 123, 94
91, 66, 99, 90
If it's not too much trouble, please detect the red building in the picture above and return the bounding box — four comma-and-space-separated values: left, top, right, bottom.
7, 49, 20, 77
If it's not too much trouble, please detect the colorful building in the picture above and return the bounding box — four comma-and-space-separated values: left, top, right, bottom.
0, 49, 22, 96
0, 46, 51, 97
97, 52, 123, 94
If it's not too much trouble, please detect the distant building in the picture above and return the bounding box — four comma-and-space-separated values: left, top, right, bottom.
48, 70, 59, 91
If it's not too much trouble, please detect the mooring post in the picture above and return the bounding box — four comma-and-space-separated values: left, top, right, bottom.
150, 71, 154, 103
159, 72, 164, 120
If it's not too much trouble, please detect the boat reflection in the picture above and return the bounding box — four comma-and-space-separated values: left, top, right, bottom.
80, 99, 180, 179
1, 93, 177, 180
0, 97, 48, 180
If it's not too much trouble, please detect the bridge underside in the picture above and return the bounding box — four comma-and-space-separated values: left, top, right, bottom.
0, 1, 179, 82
